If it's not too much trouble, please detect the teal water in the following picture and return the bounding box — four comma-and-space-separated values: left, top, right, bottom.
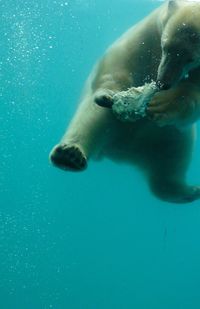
1, 1, 200, 308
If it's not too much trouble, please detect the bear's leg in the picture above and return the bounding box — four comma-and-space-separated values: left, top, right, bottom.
50, 70, 132, 171
146, 128, 200, 203
149, 175, 200, 204
93, 70, 133, 108
49, 96, 115, 171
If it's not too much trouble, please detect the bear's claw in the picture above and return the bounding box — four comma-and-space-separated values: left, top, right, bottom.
182, 186, 200, 203
94, 90, 114, 108
166, 185, 200, 204
49, 144, 87, 171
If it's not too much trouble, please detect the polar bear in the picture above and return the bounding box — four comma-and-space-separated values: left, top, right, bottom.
50, 0, 200, 204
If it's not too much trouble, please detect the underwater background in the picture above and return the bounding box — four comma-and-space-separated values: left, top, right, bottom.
1, 0, 200, 308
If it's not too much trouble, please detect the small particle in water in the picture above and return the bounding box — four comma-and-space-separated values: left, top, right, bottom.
61, 2, 68, 6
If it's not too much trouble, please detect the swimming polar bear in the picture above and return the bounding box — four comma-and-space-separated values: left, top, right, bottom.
50, 0, 200, 204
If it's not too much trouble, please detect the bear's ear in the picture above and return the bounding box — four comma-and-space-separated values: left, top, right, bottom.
168, 0, 179, 13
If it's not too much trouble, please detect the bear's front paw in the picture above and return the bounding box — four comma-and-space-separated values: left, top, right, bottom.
94, 89, 115, 108
49, 144, 87, 171
147, 89, 187, 127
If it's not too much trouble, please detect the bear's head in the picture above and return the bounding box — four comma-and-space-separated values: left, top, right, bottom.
157, 0, 200, 90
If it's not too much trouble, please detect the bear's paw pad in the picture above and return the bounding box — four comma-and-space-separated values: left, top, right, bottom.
50, 144, 87, 171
